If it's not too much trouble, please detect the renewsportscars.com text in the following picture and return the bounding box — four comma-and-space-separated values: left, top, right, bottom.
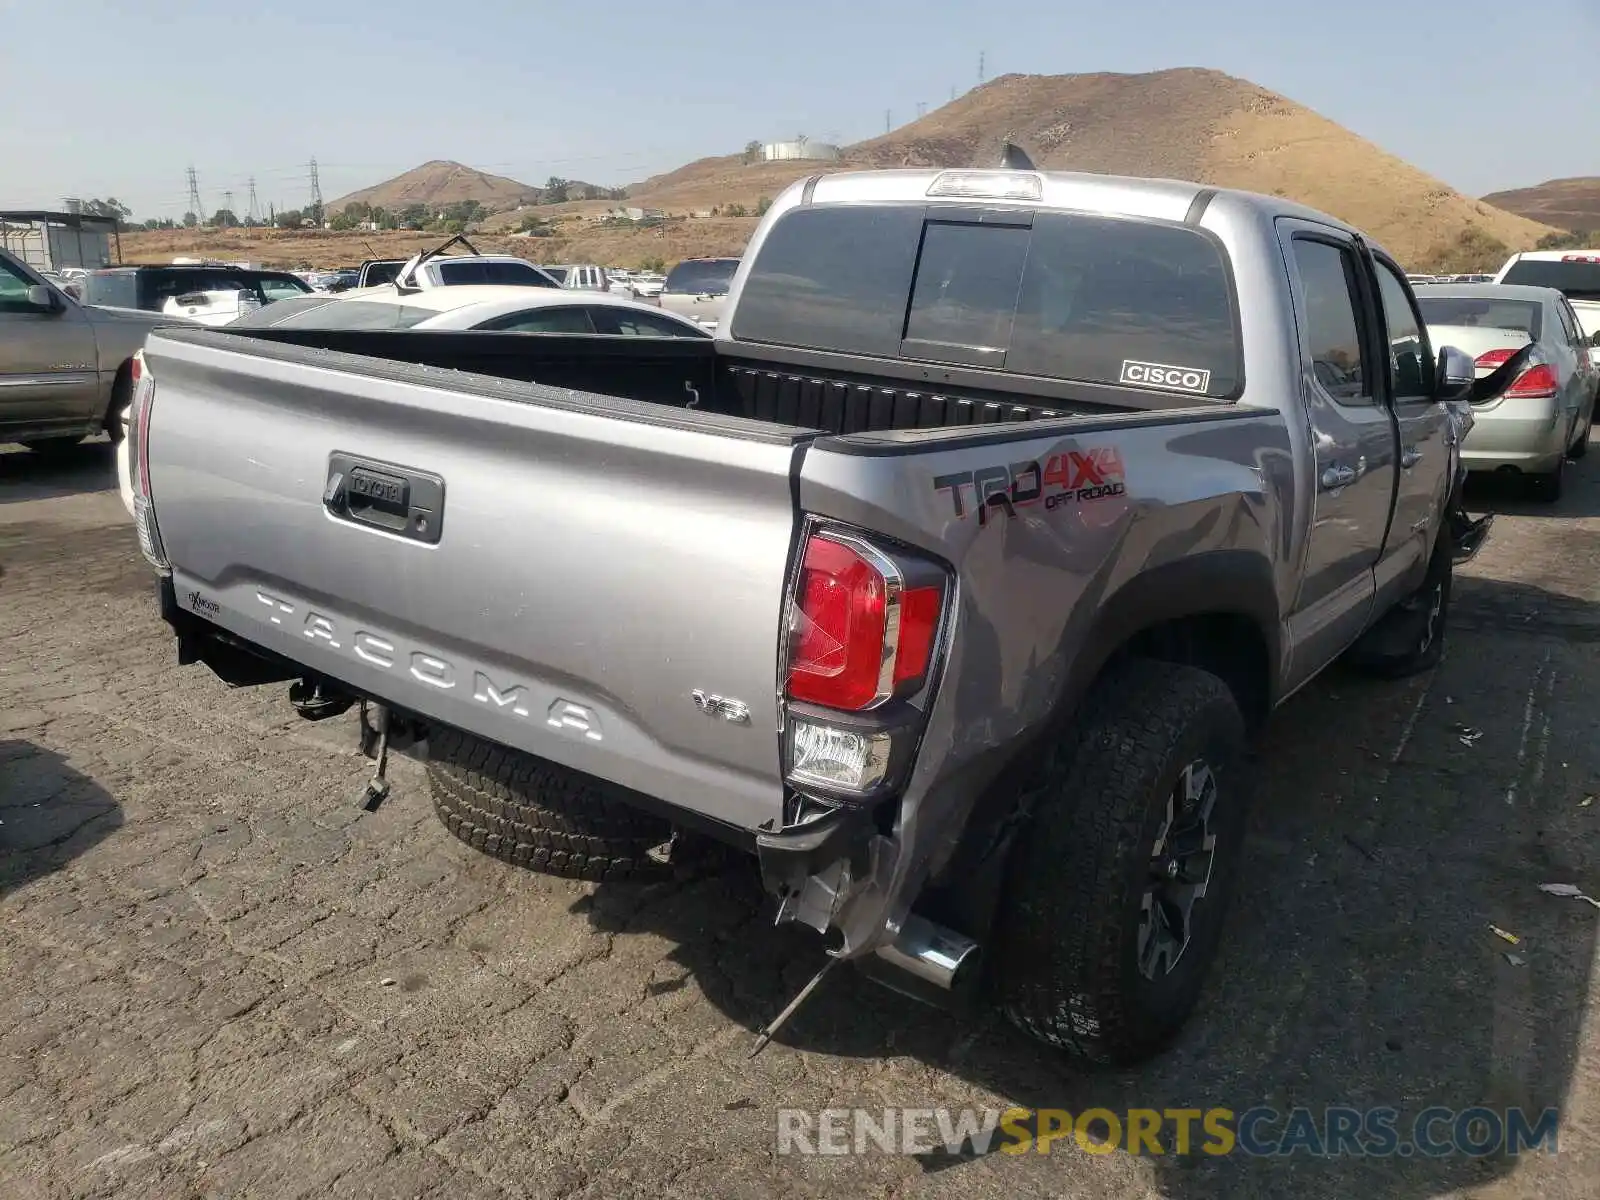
775, 1106, 1560, 1158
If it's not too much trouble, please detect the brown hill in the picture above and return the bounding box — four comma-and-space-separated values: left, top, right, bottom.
327, 159, 544, 214
1482, 178, 1600, 234
626, 69, 1553, 268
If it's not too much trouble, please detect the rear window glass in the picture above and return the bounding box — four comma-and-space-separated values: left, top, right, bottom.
435, 260, 557, 287
1501, 259, 1600, 300
732, 206, 1240, 397
245, 300, 434, 330
663, 259, 739, 296
1417, 296, 1542, 340
540, 266, 570, 284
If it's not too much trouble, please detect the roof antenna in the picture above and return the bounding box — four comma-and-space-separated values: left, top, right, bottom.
999, 140, 1035, 170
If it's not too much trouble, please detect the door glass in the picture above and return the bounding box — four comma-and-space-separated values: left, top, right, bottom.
480, 306, 596, 334
904, 221, 1030, 355
0, 258, 36, 313
1292, 240, 1372, 404
259, 276, 311, 302
1373, 262, 1432, 400
588, 308, 709, 338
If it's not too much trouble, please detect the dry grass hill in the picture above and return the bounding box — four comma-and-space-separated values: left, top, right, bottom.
326, 159, 547, 212
624, 68, 1553, 267
1482, 177, 1600, 234
124, 69, 1558, 272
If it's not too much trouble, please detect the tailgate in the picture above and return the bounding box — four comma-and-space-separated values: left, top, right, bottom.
142, 329, 805, 832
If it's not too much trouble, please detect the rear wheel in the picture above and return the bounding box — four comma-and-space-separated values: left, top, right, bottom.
425, 726, 672, 882
1569, 409, 1592, 460
994, 660, 1248, 1065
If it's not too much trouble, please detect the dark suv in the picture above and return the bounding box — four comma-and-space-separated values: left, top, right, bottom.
78, 265, 312, 313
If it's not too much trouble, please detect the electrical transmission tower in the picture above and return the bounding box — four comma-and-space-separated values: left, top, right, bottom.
884, 109, 891, 134
308, 158, 324, 218
222, 190, 234, 222
246, 177, 260, 223
916, 101, 927, 119
978, 50, 986, 84
185, 165, 204, 223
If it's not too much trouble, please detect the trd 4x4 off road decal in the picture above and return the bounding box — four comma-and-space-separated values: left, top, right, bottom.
934, 447, 1127, 525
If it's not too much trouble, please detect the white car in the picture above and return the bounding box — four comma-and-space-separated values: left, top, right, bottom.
1495, 251, 1600, 366
161, 287, 266, 326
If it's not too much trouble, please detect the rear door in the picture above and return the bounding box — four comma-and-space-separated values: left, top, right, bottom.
0, 255, 100, 436
142, 329, 802, 833
1278, 222, 1397, 675
1368, 254, 1450, 603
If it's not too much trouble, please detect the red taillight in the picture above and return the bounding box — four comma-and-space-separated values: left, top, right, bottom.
129, 354, 142, 384
1473, 350, 1558, 400
1506, 363, 1559, 399
786, 533, 943, 712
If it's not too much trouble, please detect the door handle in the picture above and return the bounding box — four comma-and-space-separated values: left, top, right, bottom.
1320, 464, 1357, 491
1401, 445, 1423, 469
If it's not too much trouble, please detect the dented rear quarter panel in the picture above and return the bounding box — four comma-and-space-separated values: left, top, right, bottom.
800, 398, 1298, 949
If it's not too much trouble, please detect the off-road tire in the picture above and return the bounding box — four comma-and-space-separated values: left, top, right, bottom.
426, 726, 672, 882
994, 660, 1248, 1065
1345, 529, 1452, 680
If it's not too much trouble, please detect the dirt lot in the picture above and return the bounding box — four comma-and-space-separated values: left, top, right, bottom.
0, 442, 1597, 1199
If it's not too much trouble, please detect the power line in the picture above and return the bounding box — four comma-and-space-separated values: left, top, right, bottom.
308, 157, 323, 217
185, 165, 204, 222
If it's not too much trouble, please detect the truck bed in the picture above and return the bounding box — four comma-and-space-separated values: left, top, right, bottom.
232, 326, 1114, 435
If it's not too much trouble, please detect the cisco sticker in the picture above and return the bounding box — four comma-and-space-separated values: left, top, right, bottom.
1120, 360, 1212, 394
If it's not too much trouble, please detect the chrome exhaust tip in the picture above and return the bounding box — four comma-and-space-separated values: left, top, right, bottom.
875, 914, 981, 992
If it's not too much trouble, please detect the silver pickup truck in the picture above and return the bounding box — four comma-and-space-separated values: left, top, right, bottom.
130, 167, 1526, 1065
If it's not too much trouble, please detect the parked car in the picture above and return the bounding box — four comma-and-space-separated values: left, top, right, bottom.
657, 257, 738, 330
1494, 251, 1600, 366
626, 273, 665, 301
79, 265, 312, 316
538, 264, 610, 292
131, 166, 1529, 1066
1416, 283, 1598, 499
0, 248, 188, 452
227, 284, 712, 337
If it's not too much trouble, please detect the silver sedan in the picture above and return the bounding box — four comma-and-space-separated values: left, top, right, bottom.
1417, 283, 1598, 501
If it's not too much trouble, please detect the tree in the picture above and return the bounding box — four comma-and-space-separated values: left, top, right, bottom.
543, 177, 570, 205
741, 140, 763, 165
1420, 225, 1511, 275
208, 209, 239, 228
275, 208, 302, 229
755, 195, 773, 216
305, 202, 325, 227
397, 204, 428, 230
182, 211, 198, 228
723, 202, 749, 218
1536, 229, 1595, 251
84, 197, 132, 220
517, 212, 554, 235
641, 256, 666, 274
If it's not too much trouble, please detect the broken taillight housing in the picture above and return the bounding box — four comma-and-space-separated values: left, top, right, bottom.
129, 349, 169, 573
781, 526, 950, 799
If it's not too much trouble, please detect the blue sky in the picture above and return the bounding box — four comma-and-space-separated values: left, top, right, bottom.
4, 0, 1594, 221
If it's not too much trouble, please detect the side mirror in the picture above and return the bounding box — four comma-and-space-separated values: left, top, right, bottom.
1589, 331, 1600, 348
1434, 345, 1476, 405
24, 284, 61, 312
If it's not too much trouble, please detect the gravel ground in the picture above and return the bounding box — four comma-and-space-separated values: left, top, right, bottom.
0, 439, 1596, 1200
